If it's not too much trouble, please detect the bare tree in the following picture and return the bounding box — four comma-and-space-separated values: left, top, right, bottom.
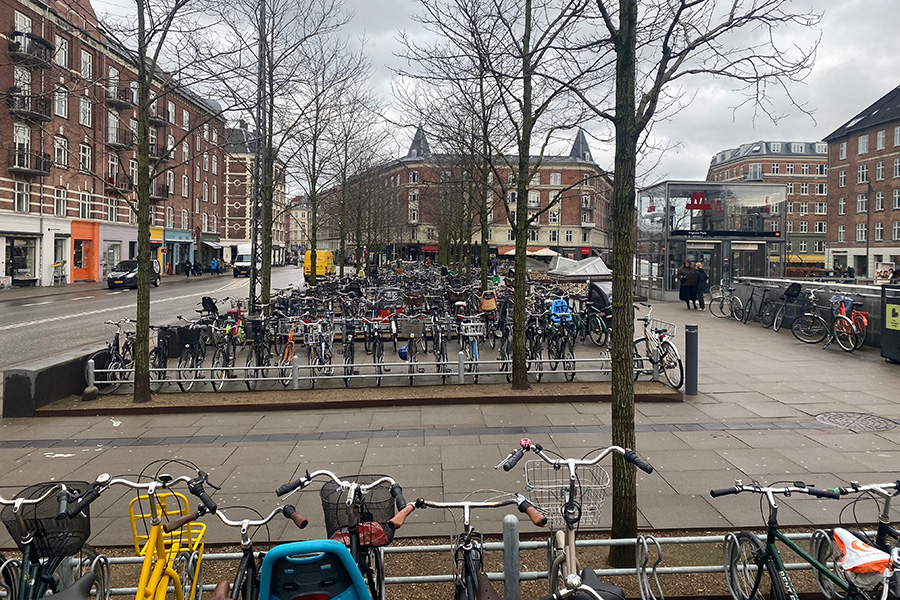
579, 0, 821, 565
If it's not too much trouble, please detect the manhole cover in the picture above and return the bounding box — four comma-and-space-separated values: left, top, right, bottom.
815, 412, 897, 432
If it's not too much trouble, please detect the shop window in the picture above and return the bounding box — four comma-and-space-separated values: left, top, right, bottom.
73, 240, 90, 269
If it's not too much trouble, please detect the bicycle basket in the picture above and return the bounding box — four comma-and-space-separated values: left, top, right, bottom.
319, 475, 397, 547
783, 282, 802, 300
647, 318, 676, 338
129, 491, 205, 558
447, 289, 469, 304
1, 481, 91, 559
177, 325, 202, 346
460, 321, 485, 337
524, 461, 610, 528
248, 318, 267, 335
201, 296, 218, 314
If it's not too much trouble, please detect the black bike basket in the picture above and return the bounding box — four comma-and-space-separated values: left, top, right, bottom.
319, 475, 397, 547
783, 282, 802, 300
177, 326, 202, 346
201, 296, 219, 315
1, 481, 91, 559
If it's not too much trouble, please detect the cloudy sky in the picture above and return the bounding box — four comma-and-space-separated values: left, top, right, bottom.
339, 0, 898, 184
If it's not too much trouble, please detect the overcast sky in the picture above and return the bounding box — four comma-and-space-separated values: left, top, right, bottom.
339, 0, 898, 185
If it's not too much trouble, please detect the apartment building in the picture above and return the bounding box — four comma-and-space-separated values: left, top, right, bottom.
823, 85, 900, 277
0, 0, 226, 286
707, 141, 829, 268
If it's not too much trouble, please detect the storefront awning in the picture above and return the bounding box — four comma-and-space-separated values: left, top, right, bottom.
203, 241, 224, 249
786, 254, 825, 263
421, 245, 438, 252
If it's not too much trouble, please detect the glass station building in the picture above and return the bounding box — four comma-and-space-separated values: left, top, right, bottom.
635, 181, 787, 299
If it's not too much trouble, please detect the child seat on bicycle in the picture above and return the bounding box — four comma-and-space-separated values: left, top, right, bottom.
258, 540, 370, 600
549, 298, 572, 322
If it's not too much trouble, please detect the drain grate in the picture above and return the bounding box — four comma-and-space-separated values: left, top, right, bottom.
815, 412, 897, 432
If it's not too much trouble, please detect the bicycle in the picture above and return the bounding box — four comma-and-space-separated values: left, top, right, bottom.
0, 481, 109, 600
733, 285, 774, 326
526, 311, 545, 382
149, 324, 175, 393
342, 317, 358, 388
709, 281, 741, 319
85, 318, 136, 394
243, 317, 273, 391
632, 302, 683, 390
409, 494, 547, 600
430, 312, 452, 384
498, 439, 654, 598
175, 316, 212, 392
545, 299, 577, 382
573, 295, 609, 347
831, 293, 869, 350
706, 479, 900, 600
397, 314, 427, 385
305, 317, 335, 384
210, 318, 242, 391
791, 297, 861, 352
459, 317, 484, 383
67, 462, 218, 600
764, 283, 804, 332
275, 470, 415, 600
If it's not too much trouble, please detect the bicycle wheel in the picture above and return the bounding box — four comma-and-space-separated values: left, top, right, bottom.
791, 314, 828, 344
361, 546, 385, 600
322, 346, 335, 377
280, 347, 294, 388
709, 296, 729, 318
52, 543, 109, 600
659, 340, 683, 390
772, 306, 786, 332
174, 549, 203, 600
85, 349, 116, 393
811, 530, 846, 600
547, 335, 560, 371
244, 352, 259, 391
852, 313, 867, 350
0, 551, 17, 599
210, 347, 227, 391
344, 350, 354, 388
730, 296, 745, 322
527, 337, 543, 382
177, 349, 197, 392
832, 315, 859, 352
472, 340, 479, 384
759, 301, 776, 328
149, 347, 168, 393
373, 338, 384, 387
725, 532, 786, 600
435, 338, 448, 384
588, 314, 608, 347
563, 338, 576, 382
632, 338, 650, 380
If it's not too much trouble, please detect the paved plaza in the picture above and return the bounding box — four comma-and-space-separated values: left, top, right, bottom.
1, 299, 899, 547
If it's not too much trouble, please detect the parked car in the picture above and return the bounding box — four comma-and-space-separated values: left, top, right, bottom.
107, 259, 161, 289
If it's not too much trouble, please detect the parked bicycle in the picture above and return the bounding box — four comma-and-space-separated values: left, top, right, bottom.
709, 280, 740, 319
791, 295, 861, 352
732, 285, 774, 326
633, 302, 683, 389
149, 324, 174, 393
85, 318, 136, 394
175, 316, 213, 392
244, 317, 273, 391
831, 293, 869, 350
459, 317, 484, 383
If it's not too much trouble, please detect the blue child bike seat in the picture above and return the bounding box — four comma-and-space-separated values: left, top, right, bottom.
259, 539, 370, 600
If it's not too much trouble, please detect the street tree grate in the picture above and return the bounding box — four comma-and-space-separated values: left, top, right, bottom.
815, 412, 897, 432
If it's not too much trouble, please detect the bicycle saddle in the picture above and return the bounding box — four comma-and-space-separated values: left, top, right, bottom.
51, 573, 95, 600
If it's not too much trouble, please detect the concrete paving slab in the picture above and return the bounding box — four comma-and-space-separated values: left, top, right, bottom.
716, 448, 805, 476
639, 493, 725, 529
671, 430, 751, 450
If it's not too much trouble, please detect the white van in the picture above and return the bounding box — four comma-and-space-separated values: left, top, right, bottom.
233, 244, 252, 277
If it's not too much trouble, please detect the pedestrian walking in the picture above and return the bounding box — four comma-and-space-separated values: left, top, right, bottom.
694, 262, 708, 310
210, 257, 218, 275
183, 258, 191, 280
677, 258, 697, 309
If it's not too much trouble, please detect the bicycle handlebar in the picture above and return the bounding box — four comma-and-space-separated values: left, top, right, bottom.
413, 494, 547, 527
162, 504, 309, 534
709, 480, 841, 500
496, 439, 654, 475
836, 480, 900, 497
0, 482, 76, 520
67, 470, 216, 518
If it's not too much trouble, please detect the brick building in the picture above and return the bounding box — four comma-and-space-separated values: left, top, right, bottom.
223, 125, 287, 266
706, 141, 829, 268
0, 0, 227, 286
823, 85, 900, 277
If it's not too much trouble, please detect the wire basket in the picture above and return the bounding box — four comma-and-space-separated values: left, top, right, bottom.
319, 475, 397, 547
460, 321, 485, 338
524, 461, 610, 528
1, 481, 91, 559
646, 318, 676, 338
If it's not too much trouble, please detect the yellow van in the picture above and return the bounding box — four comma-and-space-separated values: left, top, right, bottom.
304, 250, 335, 276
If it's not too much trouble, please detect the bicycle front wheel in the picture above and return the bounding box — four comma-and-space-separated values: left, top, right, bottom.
362, 547, 385, 600
730, 296, 745, 322
852, 313, 868, 350
811, 530, 846, 600
177, 349, 197, 392
244, 352, 259, 391
759, 301, 776, 328
149, 347, 168, 393
174, 550, 203, 600
210, 348, 226, 391
660, 340, 683, 390
633, 338, 650, 381
563, 338, 576, 382
725, 531, 786, 600
709, 296, 729, 318
588, 314, 608, 347
52, 543, 109, 600
791, 314, 828, 344
832, 315, 859, 352
772, 306, 786, 332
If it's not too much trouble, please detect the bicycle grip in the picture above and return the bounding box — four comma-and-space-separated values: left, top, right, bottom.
188, 481, 218, 514
808, 488, 841, 500
163, 512, 198, 533
282, 505, 308, 529
500, 448, 525, 471
624, 449, 653, 474
710, 487, 740, 498
67, 486, 101, 517
390, 483, 407, 511
56, 490, 69, 520
276, 480, 302, 496
516, 497, 547, 527
388, 503, 416, 530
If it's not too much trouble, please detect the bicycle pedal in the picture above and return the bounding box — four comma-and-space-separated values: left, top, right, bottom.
384, 367, 391, 372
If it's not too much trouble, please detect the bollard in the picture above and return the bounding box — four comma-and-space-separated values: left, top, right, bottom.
292, 354, 300, 390
685, 324, 698, 395
86, 359, 95, 387
502, 514, 520, 600
651, 346, 659, 381
458, 351, 465, 384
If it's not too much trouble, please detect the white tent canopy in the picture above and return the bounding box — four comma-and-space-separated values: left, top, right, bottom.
547, 256, 612, 279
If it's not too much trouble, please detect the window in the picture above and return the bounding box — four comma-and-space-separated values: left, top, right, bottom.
212, 155, 217, 175
791, 143, 803, 153
409, 207, 418, 223
528, 229, 539, 242
211, 215, 217, 233
203, 152, 209, 171
837, 225, 845, 242
409, 189, 419, 204
877, 130, 886, 151
508, 191, 517, 204
815, 202, 827, 215
799, 240, 807, 253
203, 123, 209, 141
212, 128, 217, 144
530, 173, 540, 186
839, 170, 846, 187
896, 128, 900, 147
785, 163, 794, 175
816, 164, 827, 176
181, 209, 189, 229
894, 221, 900, 241
130, 160, 137, 183
814, 221, 827, 233
14, 181, 30, 213
409, 171, 418, 183
183, 109, 190, 129
549, 210, 559, 224
107, 197, 117, 222
771, 163, 779, 174
786, 221, 793, 233
166, 100, 175, 124
581, 212, 590, 224
801, 183, 809, 195
771, 220, 779, 232
80, 50, 92, 80
815, 142, 827, 154
549, 230, 558, 243
76, 192, 90, 219
786, 183, 794, 194
801, 163, 809, 175
858, 164, 868, 184
877, 161, 885, 181
786, 202, 793, 214
195, 165, 200, 181
565, 230, 573, 243
195, 134, 200, 151
202, 181, 208, 202
54, 35, 68, 68
857, 194, 868, 213
164, 206, 173, 228
875, 222, 884, 241
895, 190, 900, 210
771, 142, 781, 152
182, 142, 189, 163
876, 192, 884, 211
194, 197, 200, 214
212, 184, 217, 204
166, 170, 175, 192
858, 134, 869, 155
79, 144, 91, 172
800, 202, 808, 215
550, 172, 561, 186
54, 188, 67, 216
182, 175, 188, 197
507, 229, 515, 241
202, 213, 208, 232
816, 183, 827, 195
54, 86, 68, 118
79, 96, 92, 126
894, 158, 900, 178
167, 135, 175, 159
799, 221, 808, 233
856, 223, 867, 241
582, 173, 590, 185
815, 241, 825, 253
54, 136, 67, 167
527, 190, 540, 207
839, 142, 847, 159
582, 231, 590, 243
838, 197, 845, 215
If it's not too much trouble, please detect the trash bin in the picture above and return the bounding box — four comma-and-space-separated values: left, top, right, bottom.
880, 284, 900, 363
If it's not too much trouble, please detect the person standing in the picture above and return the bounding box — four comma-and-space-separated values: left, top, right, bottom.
694, 262, 708, 310
183, 257, 191, 280
210, 257, 218, 276
677, 258, 697, 309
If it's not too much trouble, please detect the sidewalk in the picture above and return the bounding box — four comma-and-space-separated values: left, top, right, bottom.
0, 301, 898, 547
0, 272, 225, 303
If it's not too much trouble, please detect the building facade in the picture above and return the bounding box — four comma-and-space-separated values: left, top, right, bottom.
706, 141, 828, 269
823, 85, 900, 277
223, 125, 287, 265
0, 0, 226, 286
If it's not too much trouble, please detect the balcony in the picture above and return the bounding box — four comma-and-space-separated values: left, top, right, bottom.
7, 148, 51, 175
6, 88, 51, 121
148, 143, 170, 161
105, 85, 134, 109
149, 182, 169, 202
581, 201, 595, 210
105, 128, 134, 150
105, 175, 133, 194
8, 32, 52, 68
580, 220, 595, 228
148, 109, 168, 127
